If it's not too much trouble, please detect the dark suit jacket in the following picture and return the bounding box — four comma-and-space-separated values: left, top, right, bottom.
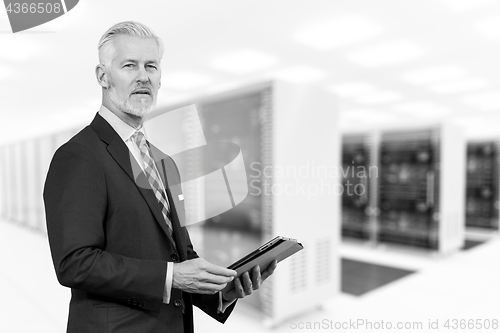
44, 113, 236, 333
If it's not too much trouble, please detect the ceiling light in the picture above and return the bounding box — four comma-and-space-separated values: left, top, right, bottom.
476, 15, 500, 40
401, 65, 466, 85
440, 0, 497, 11
0, 35, 41, 61
342, 109, 397, 124
293, 14, 383, 50
429, 78, 488, 94
346, 40, 425, 67
355, 91, 402, 105
272, 66, 326, 83
451, 116, 489, 127
161, 71, 212, 91
392, 101, 452, 118
210, 49, 278, 74
328, 82, 376, 98
365, 113, 397, 124
462, 91, 500, 111
342, 108, 375, 119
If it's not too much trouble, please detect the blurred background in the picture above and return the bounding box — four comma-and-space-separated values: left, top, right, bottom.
1, 0, 500, 332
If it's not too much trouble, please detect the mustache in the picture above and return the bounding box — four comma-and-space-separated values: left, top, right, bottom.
130, 85, 153, 96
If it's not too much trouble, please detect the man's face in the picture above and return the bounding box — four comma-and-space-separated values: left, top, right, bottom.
105, 35, 161, 117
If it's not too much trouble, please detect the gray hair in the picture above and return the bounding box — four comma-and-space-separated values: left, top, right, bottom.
98, 21, 164, 66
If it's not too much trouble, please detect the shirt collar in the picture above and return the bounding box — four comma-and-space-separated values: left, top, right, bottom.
98, 105, 144, 142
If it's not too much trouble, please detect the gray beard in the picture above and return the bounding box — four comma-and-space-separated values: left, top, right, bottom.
109, 88, 156, 118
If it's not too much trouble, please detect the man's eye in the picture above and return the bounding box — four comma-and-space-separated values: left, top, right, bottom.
124, 64, 134, 68
147, 65, 157, 70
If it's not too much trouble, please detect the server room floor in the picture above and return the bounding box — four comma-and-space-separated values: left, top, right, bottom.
1, 220, 498, 333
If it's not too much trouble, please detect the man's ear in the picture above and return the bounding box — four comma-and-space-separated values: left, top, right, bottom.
96, 65, 109, 89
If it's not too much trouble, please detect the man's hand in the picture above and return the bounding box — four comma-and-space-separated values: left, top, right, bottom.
172, 258, 237, 294
222, 260, 278, 302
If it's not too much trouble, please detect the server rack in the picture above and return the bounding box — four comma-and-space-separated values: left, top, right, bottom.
465, 141, 500, 230
341, 135, 373, 240
341, 124, 465, 254
378, 130, 440, 249
0, 127, 87, 233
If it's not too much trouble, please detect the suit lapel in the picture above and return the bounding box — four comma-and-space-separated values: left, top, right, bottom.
90, 113, 178, 247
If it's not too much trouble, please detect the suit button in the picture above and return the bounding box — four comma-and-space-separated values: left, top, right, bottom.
132, 300, 138, 306
171, 253, 179, 262
174, 299, 182, 307
126, 299, 132, 305
138, 301, 145, 308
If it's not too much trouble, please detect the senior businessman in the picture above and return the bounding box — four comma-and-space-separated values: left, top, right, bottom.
43, 21, 276, 333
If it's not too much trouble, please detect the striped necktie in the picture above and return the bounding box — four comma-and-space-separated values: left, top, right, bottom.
132, 131, 174, 237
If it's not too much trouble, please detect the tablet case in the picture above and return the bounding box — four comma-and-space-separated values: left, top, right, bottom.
222, 237, 303, 293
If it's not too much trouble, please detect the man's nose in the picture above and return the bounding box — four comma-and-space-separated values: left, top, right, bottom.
136, 66, 150, 83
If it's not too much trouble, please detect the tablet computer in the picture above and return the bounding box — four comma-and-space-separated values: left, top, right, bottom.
223, 236, 303, 291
